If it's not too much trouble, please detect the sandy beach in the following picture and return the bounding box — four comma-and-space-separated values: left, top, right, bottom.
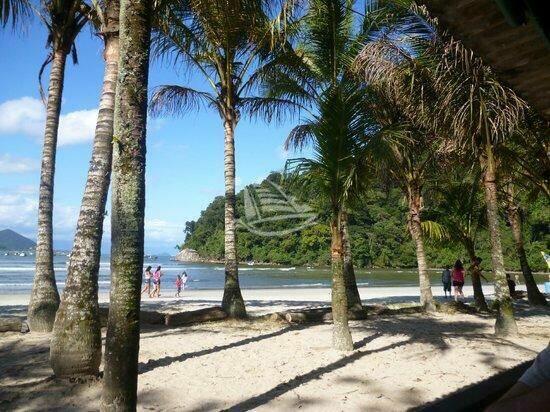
1, 286, 549, 411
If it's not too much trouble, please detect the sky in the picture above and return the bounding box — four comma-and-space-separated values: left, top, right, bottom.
0, 19, 303, 254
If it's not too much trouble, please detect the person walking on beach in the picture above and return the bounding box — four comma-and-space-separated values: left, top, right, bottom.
441, 266, 452, 298
452, 260, 465, 302
141, 266, 153, 297
152, 265, 163, 298
182, 271, 188, 290
175, 274, 183, 298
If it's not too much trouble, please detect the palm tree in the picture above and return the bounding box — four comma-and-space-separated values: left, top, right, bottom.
503, 185, 547, 306
286, 83, 371, 351
100, 0, 152, 408
368, 117, 439, 311
150, 0, 299, 318
272, 0, 379, 349
424, 170, 489, 311
357, 4, 525, 335
50, 0, 120, 377
27, 0, 90, 332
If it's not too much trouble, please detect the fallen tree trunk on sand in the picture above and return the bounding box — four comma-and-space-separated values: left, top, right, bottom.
165, 306, 227, 327
0, 317, 29, 333
281, 307, 368, 324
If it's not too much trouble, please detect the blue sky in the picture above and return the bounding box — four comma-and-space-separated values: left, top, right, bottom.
0, 20, 302, 253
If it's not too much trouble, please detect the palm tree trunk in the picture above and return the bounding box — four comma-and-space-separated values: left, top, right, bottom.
221, 113, 246, 318
100, 0, 151, 408
507, 199, 547, 306
28, 50, 66, 332
341, 211, 363, 312
331, 211, 353, 351
407, 184, 436, 311
51, 18, 120, 377
481, 143, 518, 336
464, 240, 489, 312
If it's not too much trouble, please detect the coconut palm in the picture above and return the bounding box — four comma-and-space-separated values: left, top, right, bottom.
271, 0, 380, 349
357, 4, 525, 335
286, 83, 371, 351
150, 0, 300, 318
424, 169, 490, 311
27, 0, 90, 333
367, 116, 439, 312
100, 0, 152, 407
50, 0, 120, 377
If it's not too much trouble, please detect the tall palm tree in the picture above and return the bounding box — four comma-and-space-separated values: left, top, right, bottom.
50, 0, 120, 377
424, 170, 489, 311
27, 0, 89, 332
100, 0, 152, 408
272, 0, 378, 349
150, 0, 299, 318
262, 0, 373, 313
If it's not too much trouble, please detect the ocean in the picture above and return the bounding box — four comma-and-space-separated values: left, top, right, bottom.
0, 254, 546, 295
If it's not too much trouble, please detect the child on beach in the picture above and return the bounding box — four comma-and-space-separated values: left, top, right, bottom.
452, 260, 465, 302
151, 266, 163, 298
175, 274, 183, 297
141, 266, 153, 297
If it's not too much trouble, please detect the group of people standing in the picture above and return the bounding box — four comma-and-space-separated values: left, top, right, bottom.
141, 265, 188, 298
441, 257, 487, 301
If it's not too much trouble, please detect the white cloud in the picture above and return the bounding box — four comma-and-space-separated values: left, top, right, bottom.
144, 218, 184, 244
0, 185, 79, 240
0, 97, 98, 146
0, 154, 39, 174
58, 109, 98, 145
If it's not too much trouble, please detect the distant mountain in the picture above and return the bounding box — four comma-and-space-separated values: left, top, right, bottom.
0, 229, 36, 250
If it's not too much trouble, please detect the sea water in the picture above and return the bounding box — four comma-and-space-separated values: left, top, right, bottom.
0, 254, 546, 295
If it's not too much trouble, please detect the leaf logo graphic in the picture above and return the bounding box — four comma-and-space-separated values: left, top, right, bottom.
238, 180, 317, 236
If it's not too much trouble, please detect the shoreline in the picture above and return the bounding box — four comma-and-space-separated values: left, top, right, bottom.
1, 284, 545, 316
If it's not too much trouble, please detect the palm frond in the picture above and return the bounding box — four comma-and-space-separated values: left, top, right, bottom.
238, 96, 302, 124
1, 0, 31, 27
149, 85, 216, 117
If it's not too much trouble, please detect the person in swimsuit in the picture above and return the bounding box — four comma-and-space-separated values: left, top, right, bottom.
175, 274, 183, 298
452, 260, 465, 302
141, 266, 153, 297
151, 266, 163, 298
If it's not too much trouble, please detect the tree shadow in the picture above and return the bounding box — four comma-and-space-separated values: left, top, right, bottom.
138, 324, 311, 375
222, 335, 407, 412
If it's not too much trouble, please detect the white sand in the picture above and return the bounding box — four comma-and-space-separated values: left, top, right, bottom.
1, 286, 549, 411
0, 284, 521, 313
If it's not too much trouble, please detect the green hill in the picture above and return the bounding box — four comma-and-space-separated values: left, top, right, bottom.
0, 229, 36, 250
181, 173, 549, 270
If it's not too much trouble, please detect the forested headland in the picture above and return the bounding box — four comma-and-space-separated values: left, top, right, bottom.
181, 173, 549, 271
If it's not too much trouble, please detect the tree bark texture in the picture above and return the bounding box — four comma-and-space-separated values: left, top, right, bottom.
221, 114, 246, 318
51, 16, 120, 378
28, 51, 66, 332
464, 240, 489, 312
331, 212, 354, 351
507, 200, 547, 306
481, 145, 518, 336
100, 0, 151, 409
341, 211, 363, 312
407, 184, 436, 312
